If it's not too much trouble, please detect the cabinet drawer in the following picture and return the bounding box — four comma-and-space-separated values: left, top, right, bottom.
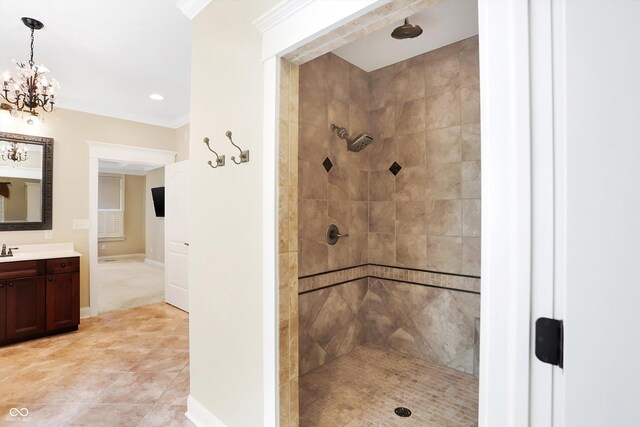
0, 260, 45, 279
46, 257, 79, 275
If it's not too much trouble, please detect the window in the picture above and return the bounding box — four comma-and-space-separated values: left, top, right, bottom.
98, 174, 124, 239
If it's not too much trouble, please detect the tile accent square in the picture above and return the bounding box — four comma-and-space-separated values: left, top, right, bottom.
322, 157, 333, 172
389, 161, 402, 176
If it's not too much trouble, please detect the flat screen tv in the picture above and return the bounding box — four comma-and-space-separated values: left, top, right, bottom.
151, 187, 165, 217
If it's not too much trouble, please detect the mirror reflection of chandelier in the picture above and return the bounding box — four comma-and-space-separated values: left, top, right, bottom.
1, 141, 28, 163
0, 17, 59, 121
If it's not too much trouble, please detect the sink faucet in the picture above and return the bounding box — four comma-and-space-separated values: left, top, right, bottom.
0, 244, 18, 257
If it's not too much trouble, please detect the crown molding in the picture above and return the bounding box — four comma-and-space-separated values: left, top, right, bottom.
252, 0, 315, 33
176, 0, 212, 20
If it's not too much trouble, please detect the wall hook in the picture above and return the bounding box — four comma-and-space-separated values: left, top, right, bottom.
226, 131, 249, 165
203, 137, 225, 168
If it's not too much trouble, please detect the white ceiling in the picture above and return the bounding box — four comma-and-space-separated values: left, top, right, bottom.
99, 160, 161, 176
0, 0, 191, 128
333, 0, 478, 72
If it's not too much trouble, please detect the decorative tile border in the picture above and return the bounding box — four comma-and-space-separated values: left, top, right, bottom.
369, 264, 481, 293
299, 264, 480, 295
298, 264, 369, 293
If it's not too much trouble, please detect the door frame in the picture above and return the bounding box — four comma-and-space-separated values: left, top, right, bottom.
86, 141, 176, 317
253, 0, 549, 425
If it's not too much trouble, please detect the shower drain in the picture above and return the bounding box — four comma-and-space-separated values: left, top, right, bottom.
394, 407, 412, 417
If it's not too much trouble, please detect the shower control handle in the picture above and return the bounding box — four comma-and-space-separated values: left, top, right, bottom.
326, 224, 349, 246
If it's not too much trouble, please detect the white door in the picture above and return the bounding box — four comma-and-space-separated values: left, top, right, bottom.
165, 160, 190, 312
549, 1, 640, 426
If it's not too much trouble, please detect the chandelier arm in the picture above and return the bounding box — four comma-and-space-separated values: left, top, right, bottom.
15, 94, 25, 110
42, 102, 54, 113
1, 90, 13, 104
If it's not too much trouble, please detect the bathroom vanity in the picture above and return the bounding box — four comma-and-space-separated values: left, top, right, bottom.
0, 244, 82, 346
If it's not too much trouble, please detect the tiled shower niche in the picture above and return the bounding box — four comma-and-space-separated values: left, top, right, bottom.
298, 37, 481, 376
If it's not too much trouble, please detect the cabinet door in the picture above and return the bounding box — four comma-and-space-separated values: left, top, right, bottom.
0, 282, 6, 342
6, 277, 46, 339
46, 273, 79, 331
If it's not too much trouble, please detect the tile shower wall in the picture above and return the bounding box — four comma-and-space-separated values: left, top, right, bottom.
360, 278, 479, 375
278, 59, 300, 427
298, 53, 370, 276
368, 36, 481, 275
298, 271, 480, 375
298, 37, 480, 277
297, 38, 481, 377
299, 278, 369, 375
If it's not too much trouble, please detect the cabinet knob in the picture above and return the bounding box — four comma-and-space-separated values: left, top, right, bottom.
0, 283, 3, 288
8, 282, 13, 287
48, 278, 53, 282
60, 263, 66, 268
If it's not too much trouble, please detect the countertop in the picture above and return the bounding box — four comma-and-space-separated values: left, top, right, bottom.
0, 243, 82, 264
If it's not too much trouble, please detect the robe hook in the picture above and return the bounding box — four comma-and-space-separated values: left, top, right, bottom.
226, 131, 250, 165
203, 137, 225, 168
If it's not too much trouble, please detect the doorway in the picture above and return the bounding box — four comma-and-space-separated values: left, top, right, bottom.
261, 0, 536, 425
94, 162, 166, 313
87, 142, 176, 317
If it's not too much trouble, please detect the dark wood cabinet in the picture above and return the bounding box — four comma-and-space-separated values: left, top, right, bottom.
0, 282, 5, 342
46, 273, 79, 330
0, 256, 80, 346
6, 277, 46, 339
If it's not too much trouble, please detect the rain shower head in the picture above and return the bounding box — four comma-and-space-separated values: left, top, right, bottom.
391, 18, 423, 40
330, 124, 374, 152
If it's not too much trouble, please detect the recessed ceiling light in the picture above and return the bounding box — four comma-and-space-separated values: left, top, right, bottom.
149, 93, 164, 101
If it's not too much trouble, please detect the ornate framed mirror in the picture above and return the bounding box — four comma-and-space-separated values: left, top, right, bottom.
0, 132, 53, 231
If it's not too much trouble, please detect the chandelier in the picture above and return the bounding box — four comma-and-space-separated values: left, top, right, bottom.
1, 141, 29, 163
0, 17, 59, 120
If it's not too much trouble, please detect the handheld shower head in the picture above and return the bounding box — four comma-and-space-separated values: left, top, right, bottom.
330, 124, 374, 152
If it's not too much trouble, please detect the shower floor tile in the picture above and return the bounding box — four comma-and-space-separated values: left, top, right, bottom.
299, 344, 478, 427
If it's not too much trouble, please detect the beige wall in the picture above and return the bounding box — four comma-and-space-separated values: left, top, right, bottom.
98, 174, 146, 257
189, 1, 278, 425
145, 167, 165, 264
3, 178, 39, 221
0, 107, 177, 307
175, 123, 190, 162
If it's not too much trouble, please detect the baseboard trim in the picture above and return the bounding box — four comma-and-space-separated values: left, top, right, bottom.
98, 253, 145, 261
80, 306, 97, 319
186, 396, 227, 427
144, 258, 165, 268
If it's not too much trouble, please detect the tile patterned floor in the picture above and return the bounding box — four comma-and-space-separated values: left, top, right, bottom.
300, 344, 478, 427
0, 303, 192, 427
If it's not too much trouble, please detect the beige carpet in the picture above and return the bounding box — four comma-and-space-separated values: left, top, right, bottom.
96, 255, 164, 313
